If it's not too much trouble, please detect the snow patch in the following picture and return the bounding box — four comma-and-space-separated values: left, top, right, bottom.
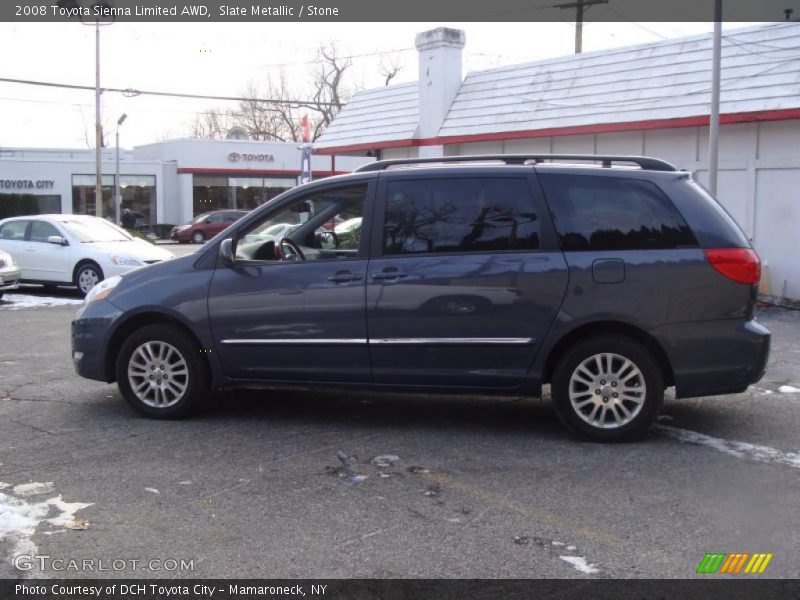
560, 555, 600, 574
0, 485, 92, 568
0, 294, 83, 310
778, 385, 800, 394
13, 482, 54, 496
658, 425, 800, 469
144, 488, 160, 494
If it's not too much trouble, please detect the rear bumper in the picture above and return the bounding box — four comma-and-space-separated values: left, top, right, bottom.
653, 318, 770, 398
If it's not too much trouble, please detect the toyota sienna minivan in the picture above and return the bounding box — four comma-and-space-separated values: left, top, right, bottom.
72, 155, 770, 441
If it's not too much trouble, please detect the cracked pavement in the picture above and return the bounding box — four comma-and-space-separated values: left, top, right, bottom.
1, 291, 799, 579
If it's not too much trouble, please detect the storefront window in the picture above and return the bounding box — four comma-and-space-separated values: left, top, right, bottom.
120, 175, 156, 226
193, 176, 230, 216
193, 176, 294, 218
0, 194, 61, 219
230, 177, 265, 211
72, 174, 114, 220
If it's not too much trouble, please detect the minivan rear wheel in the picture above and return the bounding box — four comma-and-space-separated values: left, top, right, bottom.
115, 324, 210, 419
551, 335, 664, 442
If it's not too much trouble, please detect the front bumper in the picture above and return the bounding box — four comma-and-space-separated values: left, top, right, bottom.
654, 318, 771, 399
71, 298, 122, 382
171, 228, 190, 241
0, 265, 22, 291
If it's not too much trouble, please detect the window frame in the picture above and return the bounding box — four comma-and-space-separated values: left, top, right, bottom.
370, 171, 559, 259
226, 180, 376, 267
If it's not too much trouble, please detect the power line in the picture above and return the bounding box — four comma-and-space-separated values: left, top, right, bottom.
0, 76, 338, 107
259, 46, 416, 68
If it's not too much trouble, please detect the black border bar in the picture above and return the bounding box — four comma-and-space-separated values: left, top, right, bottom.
5, 0, 800, 22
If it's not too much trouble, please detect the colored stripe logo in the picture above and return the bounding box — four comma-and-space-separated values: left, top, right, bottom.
697, 553, 773, 574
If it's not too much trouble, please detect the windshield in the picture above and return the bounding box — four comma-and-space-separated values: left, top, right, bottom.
192, 213, 211, 223
60, 219, 133, 243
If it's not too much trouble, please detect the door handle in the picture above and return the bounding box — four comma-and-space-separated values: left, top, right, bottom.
371, 269, 408, 281
327, 271, 362, 284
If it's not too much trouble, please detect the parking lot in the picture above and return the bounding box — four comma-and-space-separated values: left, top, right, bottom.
0, 287, 799, 579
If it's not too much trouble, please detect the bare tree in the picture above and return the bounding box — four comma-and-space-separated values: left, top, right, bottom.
379, 55, 403, 86
185, 42, 356, 142
300, 43, 353, 140
189, 108, 233, 140
232, 76, 303, 142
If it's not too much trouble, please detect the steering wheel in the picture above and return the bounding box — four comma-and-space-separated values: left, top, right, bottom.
279, 237, 306, 261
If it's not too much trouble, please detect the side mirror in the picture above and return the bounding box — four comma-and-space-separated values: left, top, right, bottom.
47, 235, 67, 246
219, 238, 235, 265
316, 230, 336, 250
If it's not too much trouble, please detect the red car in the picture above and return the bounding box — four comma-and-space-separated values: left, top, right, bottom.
170, 210, 248, 244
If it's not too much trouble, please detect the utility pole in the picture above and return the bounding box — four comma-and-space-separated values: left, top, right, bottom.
708, 0, 722, 196
554, 0, 608, 54
95, 20, 103, 217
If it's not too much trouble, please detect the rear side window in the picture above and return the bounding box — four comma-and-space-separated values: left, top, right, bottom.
383, 177, 540, 255
0, 220, 28, 240
539, 174, 697, 251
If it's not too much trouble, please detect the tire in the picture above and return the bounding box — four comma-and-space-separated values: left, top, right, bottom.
191, 230, 205, 244
74, 262, 104, 296
115, 324, 210, 419
551, 335, 664, 442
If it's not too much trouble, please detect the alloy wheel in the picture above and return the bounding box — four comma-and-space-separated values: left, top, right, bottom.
568, 352, 646, 429
127, 341, 189, 408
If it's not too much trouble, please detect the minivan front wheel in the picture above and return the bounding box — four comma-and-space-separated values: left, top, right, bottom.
551, 336, 664, 442
115, 324, 209, 418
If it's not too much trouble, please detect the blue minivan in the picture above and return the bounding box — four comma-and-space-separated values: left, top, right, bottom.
72, 155, 770, 441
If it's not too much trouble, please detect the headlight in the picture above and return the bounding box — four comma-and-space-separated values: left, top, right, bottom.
111, 255, 142, 266
85, 275, 122, 303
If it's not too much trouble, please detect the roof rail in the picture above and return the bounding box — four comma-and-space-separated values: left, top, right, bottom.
354, 154, 677, 173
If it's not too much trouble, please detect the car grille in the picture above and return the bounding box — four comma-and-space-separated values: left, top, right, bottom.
142, 260, 162, 265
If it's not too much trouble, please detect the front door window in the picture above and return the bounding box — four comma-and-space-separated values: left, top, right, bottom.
234, 186, 365, 262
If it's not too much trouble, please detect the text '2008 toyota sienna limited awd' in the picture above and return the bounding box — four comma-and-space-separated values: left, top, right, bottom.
71, 155, 770, 441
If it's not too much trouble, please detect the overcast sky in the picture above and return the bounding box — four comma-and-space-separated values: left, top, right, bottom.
0, 21, 759, 149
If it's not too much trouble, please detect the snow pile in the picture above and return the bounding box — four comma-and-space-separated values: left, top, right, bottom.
0, 294, 83, 310
659, 425, 800, 469
560, 555, 600, 574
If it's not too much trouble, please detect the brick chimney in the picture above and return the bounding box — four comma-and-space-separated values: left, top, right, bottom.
415, 27, 466, 157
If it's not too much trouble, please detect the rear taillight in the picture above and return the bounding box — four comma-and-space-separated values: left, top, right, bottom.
704, 248, 761, 285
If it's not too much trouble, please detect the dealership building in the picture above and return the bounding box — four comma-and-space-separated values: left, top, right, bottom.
317, 22, 800, 301
0, 139, 370, 226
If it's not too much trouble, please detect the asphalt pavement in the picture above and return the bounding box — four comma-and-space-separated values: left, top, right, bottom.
0, 290, 798, 579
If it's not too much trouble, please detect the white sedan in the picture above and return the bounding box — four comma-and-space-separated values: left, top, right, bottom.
0, 214, 174, 295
